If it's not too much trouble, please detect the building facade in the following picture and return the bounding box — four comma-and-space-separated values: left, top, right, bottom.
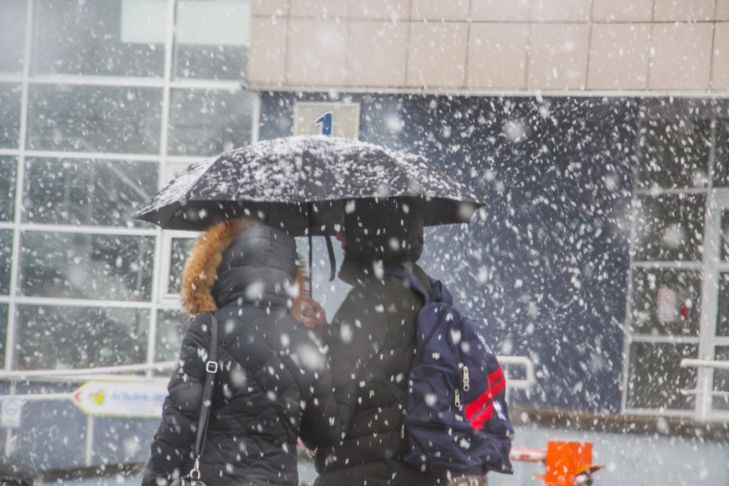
248, 0, 729, 420
0, 0, 728, 479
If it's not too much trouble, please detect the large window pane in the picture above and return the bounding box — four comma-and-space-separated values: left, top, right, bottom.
155, 309, 186, 362
173, 0, 250, 80
631, 268, 701, 336
715, 273, 729, 336
0, 83, 21, 149
167, 237, 195, 294
712, 346, 729, 411
627, 342, 698, 410
19, 232, 155, 301
714, 120, 729, 187
637, 118, 711, 189
0, 157, 16, 221
633, 194, 705, 262
32, 0, 165, 77
721, 210, 729, 262
0, 304, 6, 365
168, 89, 254, 156
15, 305, 148, 370
11, 391, 86, 469
0, 230, 12, 295
27, 85, 161, 153
23, 158, 158, 227
0, 1, 26, 73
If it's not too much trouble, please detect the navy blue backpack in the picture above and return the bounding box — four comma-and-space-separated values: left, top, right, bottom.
378, 267, 514, 478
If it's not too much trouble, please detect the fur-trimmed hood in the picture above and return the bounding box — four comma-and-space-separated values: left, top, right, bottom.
181, 219, 305, 316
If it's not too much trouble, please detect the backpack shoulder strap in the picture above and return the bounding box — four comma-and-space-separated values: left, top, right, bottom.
371, 267, 431, 405
384, 266, 431, 303
370, 366, 406, 403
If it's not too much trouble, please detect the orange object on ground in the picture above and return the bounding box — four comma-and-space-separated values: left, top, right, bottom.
541, 441, 603, 486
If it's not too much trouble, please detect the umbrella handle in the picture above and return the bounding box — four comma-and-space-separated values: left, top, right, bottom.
308, 202, 314, 299
325, 235, 336, 282
308, 232, 313, 298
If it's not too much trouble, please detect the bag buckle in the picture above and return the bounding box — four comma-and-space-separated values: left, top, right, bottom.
205, 361, 218, 374
190, 457, 202, 479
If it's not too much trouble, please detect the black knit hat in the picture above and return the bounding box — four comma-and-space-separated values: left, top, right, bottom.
342, 198, 424, 264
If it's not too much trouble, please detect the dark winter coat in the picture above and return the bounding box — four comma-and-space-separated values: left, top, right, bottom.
315, 199, 439, 486
143, 223, 353, 485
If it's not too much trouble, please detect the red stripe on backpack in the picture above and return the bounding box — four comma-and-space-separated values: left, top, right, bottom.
465, 368, 507, 429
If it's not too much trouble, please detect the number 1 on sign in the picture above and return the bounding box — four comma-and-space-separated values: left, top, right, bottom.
315, 112, 333, 136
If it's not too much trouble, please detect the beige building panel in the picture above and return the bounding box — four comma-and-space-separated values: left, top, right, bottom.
286, 18, 348, 86
718, 1, 729, 20
530, 0, 592, 22
346, 21, 408, 87
591, 0, 653, 22
411, 0, 470, 21
470, 0, 530, 21
249, 7, 726, 93
251, 0, 289, 17
348, 0, 410, 20
528, 24, 590, 90
588, 24, 650, 90
289, 0, 348, 18
407, 22, 468, 88
712, 24, 729, 90
467, 24, 528, 89
649, 23, 713, 90
247, 17, 288, 86
653, 0, 716, 21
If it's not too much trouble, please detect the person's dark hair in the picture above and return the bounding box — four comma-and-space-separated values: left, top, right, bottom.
342, 197, 424, 264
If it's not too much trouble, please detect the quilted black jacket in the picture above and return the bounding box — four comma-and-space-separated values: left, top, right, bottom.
143, 225, 352, 485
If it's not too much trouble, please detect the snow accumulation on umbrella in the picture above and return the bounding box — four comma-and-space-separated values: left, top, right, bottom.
145, 154, 219, 211
142, 136, 479, 209
136, 136, 484, 232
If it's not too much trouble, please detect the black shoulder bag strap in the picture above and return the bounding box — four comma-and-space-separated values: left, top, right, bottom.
186, 312, 219, 483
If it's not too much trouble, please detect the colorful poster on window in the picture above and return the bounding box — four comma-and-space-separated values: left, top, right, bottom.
72, 380, 167, 418
657, 286, 677, 323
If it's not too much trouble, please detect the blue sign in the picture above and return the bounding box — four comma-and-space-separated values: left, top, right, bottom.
315, 112, 333, 136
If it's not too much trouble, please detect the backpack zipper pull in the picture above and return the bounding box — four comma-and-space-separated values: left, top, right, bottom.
454, 389, 461, 408
462, 366, 470, 392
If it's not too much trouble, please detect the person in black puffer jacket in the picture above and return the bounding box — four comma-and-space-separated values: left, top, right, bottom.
143, 218, 353, 485
314, 198, 440, 486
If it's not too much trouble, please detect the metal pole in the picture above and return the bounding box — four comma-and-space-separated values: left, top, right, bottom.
85, 415, 94, 467
681, 358, 729, 370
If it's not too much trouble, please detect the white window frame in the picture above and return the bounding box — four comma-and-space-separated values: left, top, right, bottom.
158, 229, 198, 305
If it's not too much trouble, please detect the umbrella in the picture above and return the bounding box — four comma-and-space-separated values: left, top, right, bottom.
136, 135, 484, 284
137, 135, 483, 233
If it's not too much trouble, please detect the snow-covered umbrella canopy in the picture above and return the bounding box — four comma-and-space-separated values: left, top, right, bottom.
136, 135, 484, 235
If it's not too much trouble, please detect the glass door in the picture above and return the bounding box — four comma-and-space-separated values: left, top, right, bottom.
702, 189, 729, 419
